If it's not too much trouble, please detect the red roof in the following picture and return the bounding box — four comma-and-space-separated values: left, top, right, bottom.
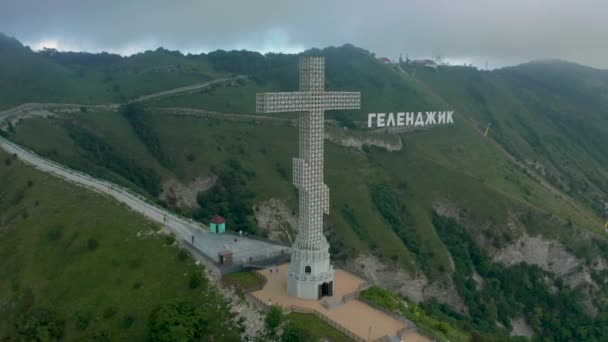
210, 215, 226, 224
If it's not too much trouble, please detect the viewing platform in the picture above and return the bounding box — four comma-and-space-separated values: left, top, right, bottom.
250, 264, 429, 342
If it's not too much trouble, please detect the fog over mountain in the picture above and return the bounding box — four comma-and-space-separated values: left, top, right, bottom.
2, 0, 608, 69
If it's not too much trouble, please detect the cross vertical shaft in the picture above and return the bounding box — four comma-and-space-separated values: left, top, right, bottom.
256, 56, 360, 300
295, 57, 328, 252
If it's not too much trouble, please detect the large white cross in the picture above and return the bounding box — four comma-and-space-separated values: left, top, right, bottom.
256, 56, 360, 299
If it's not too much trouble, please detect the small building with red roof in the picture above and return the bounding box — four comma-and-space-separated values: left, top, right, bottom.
209, 215, 226, 234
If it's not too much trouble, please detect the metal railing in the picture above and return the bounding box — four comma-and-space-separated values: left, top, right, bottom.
0, 136, 203, 240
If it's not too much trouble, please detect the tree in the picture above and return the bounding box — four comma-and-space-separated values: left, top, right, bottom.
281, 321, 306, 342
265, 305, 284, 334
149, 302, 210, 342
16, 307, 65, 340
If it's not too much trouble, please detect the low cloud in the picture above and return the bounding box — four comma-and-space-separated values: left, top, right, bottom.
2, 0, 607, 68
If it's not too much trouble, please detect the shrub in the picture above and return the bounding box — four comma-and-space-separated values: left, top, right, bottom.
164, 235, 175, 245
87, 238, 99, 251
274, 161, 288, 180
178, 249, 189, 262
149, 302, 211, 342
189, 272, 203, 289
16, 307, 65, 340
102, 306, 118, 319
265, 305, 284, 333
75, 311, 91, 330
281, 321, 306, 342
46, 225, 64, 241
185, 152, 196, 162
121, 314, 135, 329
128, 258, 143, 269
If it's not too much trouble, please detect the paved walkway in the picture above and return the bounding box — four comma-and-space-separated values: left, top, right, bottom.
192, 229, 288, 265
0, 137, 287, 269
252, 264, 429, 341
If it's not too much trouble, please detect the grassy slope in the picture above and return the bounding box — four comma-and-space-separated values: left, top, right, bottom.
0, 36, 111, 109
11, 101, 603, 276
7, 46, 606, 278
285, 312, 351, 342
148, 112, 419, 271
2, 41, 608, 339
360, 286, 471, 341
415, 63, 608, 218
0, 34, 227, 110
150, 45, 434, 121
0, 150, 238, 340
10, 116, 160, 195
149, 78, 284, 115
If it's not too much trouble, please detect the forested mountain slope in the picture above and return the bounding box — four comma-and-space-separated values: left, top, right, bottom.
1, 34, 608, 339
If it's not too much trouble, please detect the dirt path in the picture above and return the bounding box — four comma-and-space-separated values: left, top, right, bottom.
128, 76, 243, 103
0, 76, 242, 124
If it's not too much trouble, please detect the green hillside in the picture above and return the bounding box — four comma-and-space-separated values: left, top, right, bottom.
414, 61, 608, 219
0, 150, 240, 341
2, 36, 608, 339
0, 33, 226, 110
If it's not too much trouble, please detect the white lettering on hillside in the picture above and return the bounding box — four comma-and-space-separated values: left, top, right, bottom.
414, 112, 424, 126
438, 112, 446, 124
425, 112, 436, 125
397, 112, 405, 126
367, 110, 455, 128
386, 113, 396, 127
377, 113, 385, 127
406, 112, 414, 126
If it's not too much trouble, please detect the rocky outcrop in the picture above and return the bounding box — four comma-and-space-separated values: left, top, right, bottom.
434, 198, 607, 317
492, 233, 597, 289
160, 176, 217, 208
343, 254, 468, 313
422, 278, 468, 314
253, 198, 297, 244
325, 128, 403, 151
510, 317, 534, 338
203, 268, 266, 340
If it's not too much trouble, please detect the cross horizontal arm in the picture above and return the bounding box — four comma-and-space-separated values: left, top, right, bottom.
322, 92, 361, 111
256, 92, 361, 113
256, 92, 309, 113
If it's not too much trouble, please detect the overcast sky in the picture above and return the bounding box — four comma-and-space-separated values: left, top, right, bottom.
2, 0, 607, 69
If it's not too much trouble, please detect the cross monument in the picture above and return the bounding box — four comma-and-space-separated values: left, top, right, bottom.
256, 56, 360, 300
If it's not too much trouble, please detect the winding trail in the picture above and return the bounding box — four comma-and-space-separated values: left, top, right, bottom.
0, 136, 287, 270
0, 76, 242, 124
0, 75, 289, 275
128, 76, 244, 103
1, 75, 600, 233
